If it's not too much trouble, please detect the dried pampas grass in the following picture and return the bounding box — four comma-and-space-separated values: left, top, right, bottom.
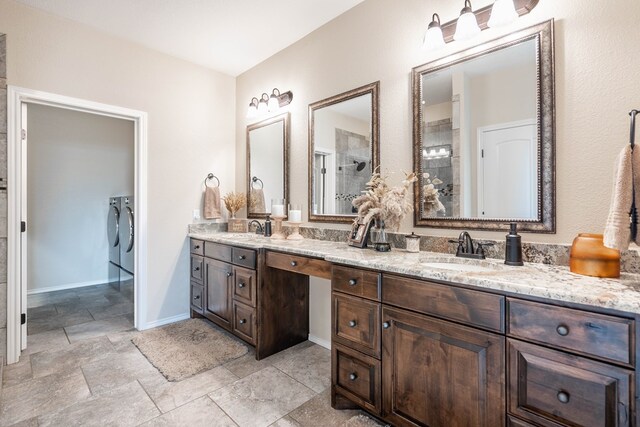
222, 192, 247, 216
352, 170, 417, 231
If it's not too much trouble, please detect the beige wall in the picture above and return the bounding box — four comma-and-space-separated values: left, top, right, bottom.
0, 0, 236, 326
27, 104, 134, 293
236, 0, 640, 245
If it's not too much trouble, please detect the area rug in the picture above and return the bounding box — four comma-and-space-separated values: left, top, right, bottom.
132, 319, 248, 381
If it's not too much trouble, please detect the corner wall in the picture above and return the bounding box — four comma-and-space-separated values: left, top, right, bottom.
0, 33, 7, 360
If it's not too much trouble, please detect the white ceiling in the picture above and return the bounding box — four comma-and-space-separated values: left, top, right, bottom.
14, 0, 365, 76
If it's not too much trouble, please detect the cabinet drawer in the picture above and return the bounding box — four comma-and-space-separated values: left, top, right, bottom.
190, 239, 204, 255
383, 274, 504, 332
332, 343, 381, 415
508, 339, 633, 427
233, 301, 255, 345
266, 251, 331, 279
508, 298, 634, 366
232, 247, 256, 269
190, 255, 204, 283
332, 293, 380, 358
332, 266, 380, 301
190, 281, 204, 313
233, 267, 257, 307
204, 242, 232, 263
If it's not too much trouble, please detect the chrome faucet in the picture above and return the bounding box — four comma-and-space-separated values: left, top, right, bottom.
449, 231, 494, 260
248, 220, 264, 235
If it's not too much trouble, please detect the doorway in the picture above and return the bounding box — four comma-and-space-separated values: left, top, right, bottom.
7, 86, 148, 364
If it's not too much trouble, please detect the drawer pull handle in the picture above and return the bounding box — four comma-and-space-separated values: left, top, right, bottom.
238, 282, 246, 288
349, 373, 358, 381
348, 279, 357, 286
193, 266, 200, 271
291, 261, 297, 267
348, 320, 357, 328
238, 255, 246, 260
383, 321, 391, 329
193, 295, 200, 300
239, 319, 247, 324
226, 272, 233, 278
193, 245, 200, 250
557, 391, 570, 404
556, 324, 570, 336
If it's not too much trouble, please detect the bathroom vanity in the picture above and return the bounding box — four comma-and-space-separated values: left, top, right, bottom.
189, 233, 640, 426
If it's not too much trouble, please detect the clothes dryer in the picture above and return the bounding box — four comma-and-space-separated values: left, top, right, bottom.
119, 195, 135, 274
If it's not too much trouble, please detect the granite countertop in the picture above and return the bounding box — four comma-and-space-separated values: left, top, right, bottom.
189, 232, 640, 316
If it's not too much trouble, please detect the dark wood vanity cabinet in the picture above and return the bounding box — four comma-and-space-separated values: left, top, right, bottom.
331, 267, 637, 427
190, 239, 257, 345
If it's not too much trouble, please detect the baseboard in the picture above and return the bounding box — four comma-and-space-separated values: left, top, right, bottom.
27, 279, 115, 295
308, 334, 331, 350
142, 312, 190, 330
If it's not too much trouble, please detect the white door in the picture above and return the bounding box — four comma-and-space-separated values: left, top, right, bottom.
478, 120, 537, 219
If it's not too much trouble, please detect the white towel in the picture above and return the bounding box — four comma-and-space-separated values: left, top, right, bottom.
604, 146, 636, 250
203, 187, 221, 220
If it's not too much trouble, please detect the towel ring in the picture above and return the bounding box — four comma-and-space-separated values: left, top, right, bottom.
251, 176, 264, 190
204, 173, 220, 188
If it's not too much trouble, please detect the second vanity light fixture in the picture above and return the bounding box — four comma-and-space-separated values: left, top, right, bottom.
247, 88, 293, 119
423, 0, 539, 50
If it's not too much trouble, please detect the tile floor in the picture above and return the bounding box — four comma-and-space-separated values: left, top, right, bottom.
0, 283, 386, 427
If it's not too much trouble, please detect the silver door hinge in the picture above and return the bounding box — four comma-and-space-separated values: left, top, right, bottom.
21, 129, 26, 140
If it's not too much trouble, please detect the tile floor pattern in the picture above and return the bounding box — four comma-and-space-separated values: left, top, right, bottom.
0, 284, 387, 427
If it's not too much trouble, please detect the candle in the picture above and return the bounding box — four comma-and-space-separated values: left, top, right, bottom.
272, 204, 285, 217
289, 210, 302, 222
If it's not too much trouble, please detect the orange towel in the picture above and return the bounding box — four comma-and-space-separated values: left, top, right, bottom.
204, 187, 221, 220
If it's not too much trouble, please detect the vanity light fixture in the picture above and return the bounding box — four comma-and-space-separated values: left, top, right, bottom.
488, 0, 518, 28
453, 0, 481, 41
423, 13, 446, 51
422, 146, 452, 160
423, 0, 539, 49
246, 88, 294, 118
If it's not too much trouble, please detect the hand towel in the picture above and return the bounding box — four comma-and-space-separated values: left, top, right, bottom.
604, 145, 633, 250
634, 148, 640, 245
204, 186, 222, 220
250, 188, 266, 214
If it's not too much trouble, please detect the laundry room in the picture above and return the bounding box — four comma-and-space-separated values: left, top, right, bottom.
25, 103, 135, 340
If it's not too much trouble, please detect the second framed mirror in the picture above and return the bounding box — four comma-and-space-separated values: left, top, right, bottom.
246, 112, 289, 219
308, 81, 379, 223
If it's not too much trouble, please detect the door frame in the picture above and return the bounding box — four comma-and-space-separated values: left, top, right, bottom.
476, 118, 537, 218
6, 86, 149, 364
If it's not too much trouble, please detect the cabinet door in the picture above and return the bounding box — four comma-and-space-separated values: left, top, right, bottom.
382, 306, 505, 427
205, 258, 233, 327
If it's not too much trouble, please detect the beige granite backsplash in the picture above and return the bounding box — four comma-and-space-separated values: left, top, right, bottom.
188, 222, 640, 274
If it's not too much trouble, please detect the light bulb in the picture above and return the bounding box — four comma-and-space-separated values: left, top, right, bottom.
488, 0, 518, 28
423, 13, 445, 51
454, 0, 481, 41
247, 98, 258, 119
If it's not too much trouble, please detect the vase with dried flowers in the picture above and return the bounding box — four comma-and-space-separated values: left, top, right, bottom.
352, 170, 417, 251
422, 172, 445, 217
222, 192, 246, 219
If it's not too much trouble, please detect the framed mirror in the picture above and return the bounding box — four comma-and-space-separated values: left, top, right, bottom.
308, 81, 380, 223
412, 20, 555, 232
246, 112, 289, 219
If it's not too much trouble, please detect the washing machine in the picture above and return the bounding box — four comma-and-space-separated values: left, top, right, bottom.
119, 195, 135, 275
108, 197, 122, 287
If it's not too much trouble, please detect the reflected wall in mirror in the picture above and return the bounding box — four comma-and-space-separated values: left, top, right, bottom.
309, 82, 379, 223
246, 112, 289, 218
412, 20, 555, 232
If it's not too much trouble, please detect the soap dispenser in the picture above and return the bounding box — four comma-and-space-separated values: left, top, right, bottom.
264, 216, 272, 237
505, 222, 523, 266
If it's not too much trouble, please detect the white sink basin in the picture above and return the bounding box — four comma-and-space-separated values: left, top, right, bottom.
420, 256, 509, 273
421, 262, 497, 273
